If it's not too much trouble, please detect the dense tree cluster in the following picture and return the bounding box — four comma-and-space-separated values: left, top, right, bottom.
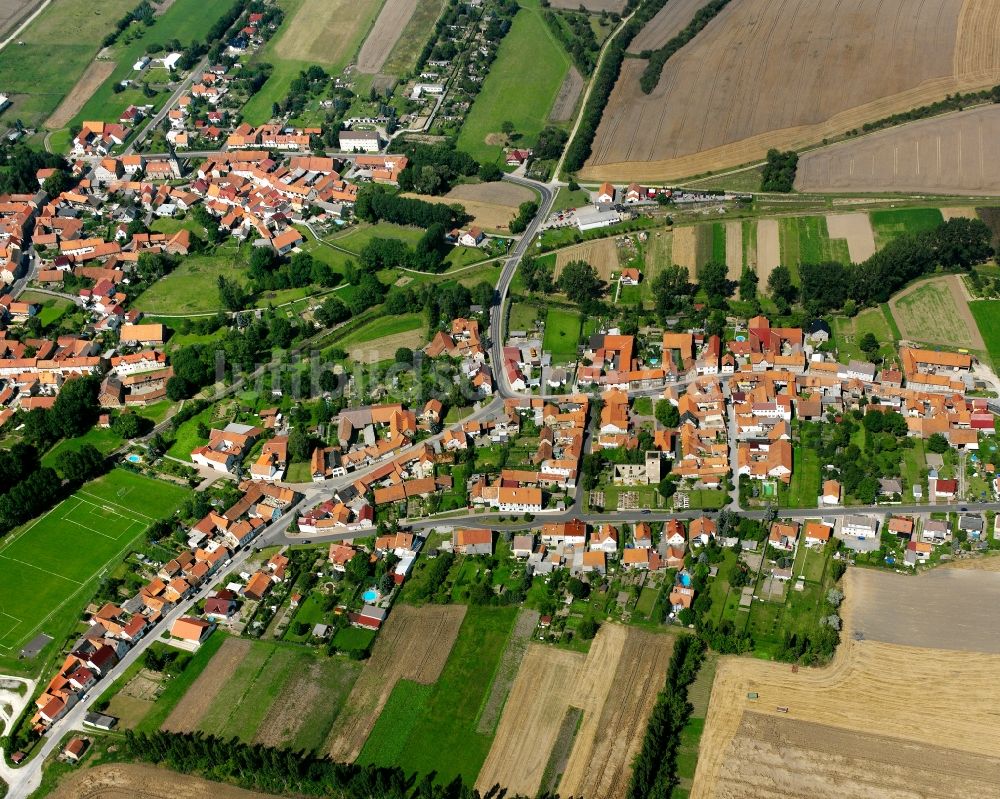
0, 146, 68, 195
508, 201, 539, 234
0, 468, 63, 537
22, 376, 101, 447
558, 260, 607, 306
396, 142, 479, 196
247, 248, 340, 292
543, 10, 601, 74
355, 185, 465, 230
760, 149, 799, 192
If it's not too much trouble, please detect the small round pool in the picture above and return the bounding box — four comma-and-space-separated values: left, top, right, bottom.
126, 454, 142, 464
362, 588, 380, 603
680, 573, 692, 587
735, 335, 746, 342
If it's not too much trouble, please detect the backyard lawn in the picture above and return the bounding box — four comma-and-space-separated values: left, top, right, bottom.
134, 243, 247, 315
970, 301, 1000, 371
542, 307, 581, 362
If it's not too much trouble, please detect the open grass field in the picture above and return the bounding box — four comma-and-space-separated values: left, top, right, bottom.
327, 604, 467, 761
969, 300, 1000, 369
581, 0, 1000, 181
778, 216, 851, 270
825, 213, 876, 263
0, 470, 187, 665
41, 426, 125, 474
44, 59, 115, 129
691, 568, 1000, 798
357, 606, 518, 784
549, 0, 624, 10
831, 306, 898, 363
785, 447, 820, 508
0, 0, 135, 128
381, 0, 446, 76
134, 245, 247, 315
356, 0, 419, 74
796, 106, 1000, 195
543, 306, 582, 362
869, 207, 944, 247
457, 0, 571, 163
340, 312, 423, 346
889, 274, 984, 350
478, 624, 676, 798
333, 222, 425, 253
554, 237, 620, 280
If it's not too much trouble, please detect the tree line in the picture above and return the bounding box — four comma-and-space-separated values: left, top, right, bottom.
638, 0, 732, 94
542, 9, 601, 74
355, 185, 467, 230
626, 635, 706, 799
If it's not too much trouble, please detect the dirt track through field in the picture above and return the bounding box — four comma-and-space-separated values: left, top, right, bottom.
550, 66, 583, 123
724, 221, 742, 279
582, 0, 1000, 181
628, 0, 705, 53
755, 220, 780, 283
50, 763, 283, 799
691, 568, 1000, 798
44, 59, 115, 130
0, 0, 45, 42
356, 0, 419, 73
161, 638, 250, 733
554, 238, 620, 279
825, 213, 876, 263
796, 106, 1000, 195
327, 604, 465, 761
478, 625, 675, 798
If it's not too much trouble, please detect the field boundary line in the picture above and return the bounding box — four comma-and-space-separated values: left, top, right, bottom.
0, 553, 84, 585
75, 489, 157, 521
0, 498, 66, 555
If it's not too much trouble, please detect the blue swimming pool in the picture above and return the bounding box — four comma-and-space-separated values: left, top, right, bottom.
680, 572, 692, 587
362, 589, 380, 602
126, 454, 142, 464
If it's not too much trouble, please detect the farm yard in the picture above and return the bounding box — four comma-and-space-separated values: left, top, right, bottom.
691, 568, 1000, 799
795, 106, 1000, 195
888, 274, 984, 351
0, 470, 188, 670
327, 603, 466, 761
581, 0, 1000, 181
478, 624, 676, 798
356, 0, 419, 74
457, 0, 571, 162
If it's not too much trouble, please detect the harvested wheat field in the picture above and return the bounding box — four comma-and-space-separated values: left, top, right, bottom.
554, 237, 620, 279
550, 66, 584, 123
724, 221, 742, 280
628, 0, 705, 53
327, 604, 465, 761
49, 764, 281, 799
447, 181, 536, 207
796, 106, 1000, 195
275, 0, 381, 67
44, 59, 115, 129
755, 220, 780, 284
478, 624, 676, 798
583, 0, 1000, 181
825, 213, 876, 263
670, 225, 709, 272
348, 328, 428, 363
941, 206, 980, 220
356, 0, 419, 74
691, 568, 1000, 799
161, 638, 251, 733
549, 0, 625, 11
889, 274, 984, 350
402, 192, 516, 231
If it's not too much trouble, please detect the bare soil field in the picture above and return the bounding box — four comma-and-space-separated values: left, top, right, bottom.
447, 181, 535, 207
670, 225, 708, 272
549, 66, 583, 123
44, 59, 115, 129
825, 213, 876, 263
478, 625, 675, 798
582, 0, 1000, 181
275, 0, 381, 67
403, 192, 516, 231
347, 328, 427, 363
889, 274, 985, 350
549, 0, 625, 11
161, 638, 250, 733
691, 567, 1000, 798
559, 627, 676, 799
849, 566, 1000, 652
327, 604, 465, 761
724, 221, 742, 280
0, 0, 46, 43
554, 237, 620, 279
50, 763, 282, 799
942, 553, 1000, 571
356, 0, 419, 74
755, 220, 780, 284
628, 0, 705, 54
941, 206, 980, 220
796, 106, 1000, 195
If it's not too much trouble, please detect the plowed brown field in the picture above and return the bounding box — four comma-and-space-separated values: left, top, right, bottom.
161, 638, 250, 733
326, 604, 465, 760
582, 0, 1000, 181
691, 568, 1000, 798
50, 764, 282, 799
477, 624, 675, 799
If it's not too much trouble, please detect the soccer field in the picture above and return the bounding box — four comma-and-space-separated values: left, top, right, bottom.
0, 469, 189, 659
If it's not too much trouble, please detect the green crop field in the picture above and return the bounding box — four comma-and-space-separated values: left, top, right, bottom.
381, 0, 447, 76
358, 606, 517, 784
869, 208, 944, 248
0, 0, 135, 128
457, 0, 570, 162
710, 222, 726, 263
134, 243, 248, 315
0, 470, 188, 667
786, 447, 820, 508
340, 313, 423, 346
331, 222, 425, 253
970, 300, 1000, 371
543, 307, 582, 362
778, 216, 850, 268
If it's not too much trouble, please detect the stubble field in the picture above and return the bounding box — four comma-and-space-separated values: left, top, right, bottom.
50, 764, 283, 799
582, 0, 1000, 181
691, 567, 1000, 798
627, 0, 705, 53
356, 0, 419, 74
554, 237, 621, 279
274, 0, 383, 67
